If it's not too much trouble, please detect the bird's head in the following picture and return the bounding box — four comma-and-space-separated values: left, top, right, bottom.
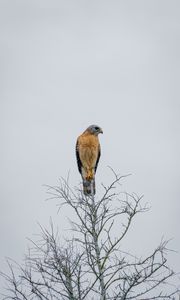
86, 125, 103, 136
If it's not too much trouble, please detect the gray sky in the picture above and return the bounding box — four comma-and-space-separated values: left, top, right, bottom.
0, 0, 180, 295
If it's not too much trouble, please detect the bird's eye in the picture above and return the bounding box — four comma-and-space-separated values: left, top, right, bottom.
94, 126, 99, 131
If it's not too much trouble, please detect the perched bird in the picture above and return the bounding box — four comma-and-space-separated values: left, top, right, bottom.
76, 125, 103, 195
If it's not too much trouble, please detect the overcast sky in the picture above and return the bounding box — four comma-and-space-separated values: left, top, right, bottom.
0, 0, 180, 295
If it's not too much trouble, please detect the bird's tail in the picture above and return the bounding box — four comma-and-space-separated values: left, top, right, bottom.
83, 178, 95, 196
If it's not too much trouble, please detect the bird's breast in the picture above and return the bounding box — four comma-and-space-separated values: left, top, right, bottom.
78, 135, 99, 167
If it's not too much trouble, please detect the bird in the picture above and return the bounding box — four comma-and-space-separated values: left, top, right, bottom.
76, 125, 103, 196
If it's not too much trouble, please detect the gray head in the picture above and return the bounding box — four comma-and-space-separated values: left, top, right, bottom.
86, 125, 103, 135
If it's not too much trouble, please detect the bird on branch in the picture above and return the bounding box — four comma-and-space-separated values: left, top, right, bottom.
76, 125, 103, 195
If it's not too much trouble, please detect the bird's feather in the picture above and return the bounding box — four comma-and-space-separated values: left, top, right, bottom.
76, 141, 82, 174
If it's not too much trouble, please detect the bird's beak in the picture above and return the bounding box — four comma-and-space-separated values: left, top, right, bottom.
99, 128, 103, 134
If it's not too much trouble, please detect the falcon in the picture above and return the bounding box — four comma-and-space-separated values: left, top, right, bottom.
76, 125, 103, 195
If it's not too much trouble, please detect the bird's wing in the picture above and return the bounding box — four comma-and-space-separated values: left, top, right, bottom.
95, 144, 101, 173
76, 139, 82, 174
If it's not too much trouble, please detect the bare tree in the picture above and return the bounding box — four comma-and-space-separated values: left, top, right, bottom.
1, 172, 179, 299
